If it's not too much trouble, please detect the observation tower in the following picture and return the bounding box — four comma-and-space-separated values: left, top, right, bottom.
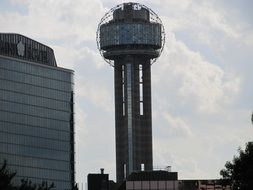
97, 2, 165, 183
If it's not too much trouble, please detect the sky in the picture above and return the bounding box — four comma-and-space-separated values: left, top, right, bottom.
1, 0, 253, 185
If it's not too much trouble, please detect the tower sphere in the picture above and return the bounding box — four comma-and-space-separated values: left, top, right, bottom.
96, 2, 165, 67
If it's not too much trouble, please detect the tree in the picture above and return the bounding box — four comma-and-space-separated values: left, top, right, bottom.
0, 161, 55, 190
0, 160, 16, 189
19, 179, 55, 190
73, 183, 78, 190
220, 142, 253, 190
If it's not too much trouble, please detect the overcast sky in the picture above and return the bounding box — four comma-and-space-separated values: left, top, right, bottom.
1, 0, 253, 185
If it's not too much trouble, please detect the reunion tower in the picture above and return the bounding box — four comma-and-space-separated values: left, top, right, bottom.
97, 2, 165, 183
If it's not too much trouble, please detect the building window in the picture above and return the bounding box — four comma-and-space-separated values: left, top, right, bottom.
139, 65, 143, 115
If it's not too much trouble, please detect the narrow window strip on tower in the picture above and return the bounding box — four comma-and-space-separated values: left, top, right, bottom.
126, 63, 133, 174
139, 64, 143, 115
122, 65, 125, 116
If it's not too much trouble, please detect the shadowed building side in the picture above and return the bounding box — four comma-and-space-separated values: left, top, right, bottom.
114, 56, 153, 182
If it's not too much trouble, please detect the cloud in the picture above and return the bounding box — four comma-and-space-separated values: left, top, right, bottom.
75, 107, 88, 146
153, 31, 240, 113
0, 0, 105, 43
162, 112, 194, 138
160, 0, 241, 39
76, 80, 114, 113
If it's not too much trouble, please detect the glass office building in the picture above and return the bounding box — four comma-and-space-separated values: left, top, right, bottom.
0, 33, 74, 190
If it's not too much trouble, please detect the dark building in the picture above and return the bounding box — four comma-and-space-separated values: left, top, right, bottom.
87, 169, 109, 190
118, 170, 178, 190
0, 33, 75, 190
117, 172, 231, 190
178, 180, 231, 190
97, 3, 165, 183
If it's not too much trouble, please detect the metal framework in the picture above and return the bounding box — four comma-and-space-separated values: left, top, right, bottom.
96, 2, 165, 67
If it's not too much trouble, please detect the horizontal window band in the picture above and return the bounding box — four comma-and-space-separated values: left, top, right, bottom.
0, 98, 71, 113
0, 162, 70, 173
0, 61, 73, 84
0, 109, 71, 122
0, 141, 70, 153
0, 120, 72, 133
0, 88, 73, 103
0, 151, 72, 162
0, 77, 72, 93
0, 129, 71, 143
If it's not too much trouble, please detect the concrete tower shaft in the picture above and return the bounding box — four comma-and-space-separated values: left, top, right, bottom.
97, 2, 165, 183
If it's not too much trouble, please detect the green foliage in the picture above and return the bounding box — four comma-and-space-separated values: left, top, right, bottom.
0, 160, 16, 189
73, 183, 78, 190
19, 179, 37, 190
220, 142, 253, 190
0, 160, 56, 190
19, 179, 55, 190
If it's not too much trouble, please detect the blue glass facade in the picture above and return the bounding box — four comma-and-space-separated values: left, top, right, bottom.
100, 23, 161, 49
0, 55, 74, 189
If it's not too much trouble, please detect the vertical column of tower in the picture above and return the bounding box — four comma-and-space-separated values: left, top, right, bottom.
132, 58, 153, 173
141, 60, 153, 171
131, 58, 141, 173
126, 61, 133, 176
114, 62, 126, 182
114, 57, 141, 182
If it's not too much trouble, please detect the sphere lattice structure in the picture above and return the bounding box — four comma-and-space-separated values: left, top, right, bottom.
96, 2, 165, 67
